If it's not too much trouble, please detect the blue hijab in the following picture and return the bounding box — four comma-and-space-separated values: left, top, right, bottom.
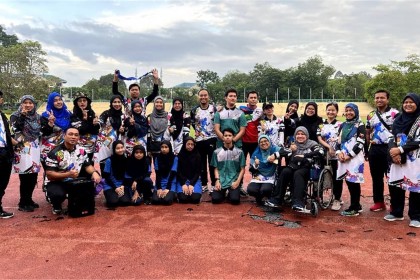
42, 92, 71, 130
250, 135, 280, 177
341, 103, 359, 143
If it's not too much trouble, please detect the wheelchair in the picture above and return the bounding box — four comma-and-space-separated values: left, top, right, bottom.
275, 154, 334, 217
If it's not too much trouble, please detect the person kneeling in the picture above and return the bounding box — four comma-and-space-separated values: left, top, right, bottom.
211, 128, 245, 205
176, 137, 202, 204
45, 127, 101, 215
152, 141, 177, 205
103, 140, 142, 208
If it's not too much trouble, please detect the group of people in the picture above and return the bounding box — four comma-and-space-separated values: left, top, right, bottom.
0, 76, 419, 228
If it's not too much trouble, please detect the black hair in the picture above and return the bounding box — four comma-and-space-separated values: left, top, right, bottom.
224, 88, 238, 97
326, 101, 339, 111
197, 88, 209, 95
222, 127, 235, 136
374, 89, 390, 99
246, 90, 259, 98
129, 84, 140, 91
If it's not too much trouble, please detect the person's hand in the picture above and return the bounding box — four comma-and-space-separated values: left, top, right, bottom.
157, 189, 163, 198
91, 171, 101, 184
152, 68, 159, 82
47, 110, 56, 126
119, 126, 125, 133
115, 186, 124, 197
337, 152, 345, 162
129, 117, 135, 126
328, 147, 335, 157
182, 184, 189, 195
131, 181, 137, 191
267, 154, 275, 163
113, 69, 119, 81
132, 190, 140, 203
20, 105, 29, 116
392, 154, 402, 164
68, 168, 79, 178
188, 185, 194, 195
389, 147, 401, 158
160, 189, 169, 198
290, 143, 297, 152
82, 110, 89, 120
254, 157, 260, 166
294, 154, 304, 158
231, 180, 240, 190
214, 181, 221, 191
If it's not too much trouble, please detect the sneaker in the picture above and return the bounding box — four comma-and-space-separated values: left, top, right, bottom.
292, 204, 304, 212
355, 205, 363, 213
370, 202, 386, 212
52, 207, 63, 215
331, 200, 342, 211
0, 210, 14, 219
18, 204, 35, 212
209, 186, 214, 193
409, 220, 420, 228
384, 214, 404, 222
202, 185, 209, 192
240, 187, 248, 196
264, 198, 280, 208
341, 208, 360, 217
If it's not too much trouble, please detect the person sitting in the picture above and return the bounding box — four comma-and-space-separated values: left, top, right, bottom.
152, 140, 177, 205
265, 126, 324, 211
125, 145, 153, 205
176, 137, 202, 204
103, 140, 142, 208
247, 135, 281, 205
45, 127, 101, 215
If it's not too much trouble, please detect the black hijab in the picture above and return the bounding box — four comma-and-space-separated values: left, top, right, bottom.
126, 145, 148, 178
73, 95, 95, 120
109, 95, 123, 131
170, 97, 184, 140
157, 140, 175, 176
130, 100, 148, 138
299, 102, 322, 141
177, 137, 201, 180
110, 140, 126, 180
286, 100, 299, 119
392, 93, 420, 136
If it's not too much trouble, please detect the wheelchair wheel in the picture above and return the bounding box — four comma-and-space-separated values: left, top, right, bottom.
317, 168, 334, 210
310, 201, 318, 216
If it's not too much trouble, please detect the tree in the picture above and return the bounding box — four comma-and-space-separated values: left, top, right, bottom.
249, 62, 285, 101
196, 70, 220, 87
0, 25, 19, 47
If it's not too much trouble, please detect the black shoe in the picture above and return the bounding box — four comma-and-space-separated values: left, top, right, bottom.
144, 199, 152, 205
30, 200, 40, 208
52, 207, 63, 215
0, 210, 14, 219
292, 204, 304, 212
265, 198, 280, 208
18, 204, 35, 212
240, 188, 248, 197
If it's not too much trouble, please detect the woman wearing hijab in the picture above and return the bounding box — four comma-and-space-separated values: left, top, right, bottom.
103, 140, 140, 208
386, 93, 420, 228
70, 92, 100, 163
265, 126, 324, 211
125, 145, 153, 205
176, 137, 202, 204
336, 103, 366, 217
10, 95, 42, 212
148, 96, 169, 159
295, 102, 323, 142
40, 92, 72, 161
95, 95, 126, 166
124, 100, 149, 157
282, 100, 299, 146
152, 140, 177, 205
165, 97, 191, 154
247, 135, 280, 205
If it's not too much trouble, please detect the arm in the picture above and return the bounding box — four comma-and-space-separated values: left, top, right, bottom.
84, 164, 101, 184
233, 126, 246, 143
349, 124, 366, 157
145, 69, 160, 104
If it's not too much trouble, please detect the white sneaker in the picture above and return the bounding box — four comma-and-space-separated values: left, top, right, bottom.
409, 220, 420, 228
331, 200, 342, 211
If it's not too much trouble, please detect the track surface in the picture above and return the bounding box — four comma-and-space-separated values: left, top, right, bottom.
0, 163, 419, 279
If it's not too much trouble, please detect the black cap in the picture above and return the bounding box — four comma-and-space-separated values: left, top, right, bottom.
263, 102, 274, 110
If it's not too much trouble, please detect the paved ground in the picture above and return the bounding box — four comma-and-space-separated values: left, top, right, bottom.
0, 163, 419, 279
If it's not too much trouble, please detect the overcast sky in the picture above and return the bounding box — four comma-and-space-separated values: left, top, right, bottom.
1, 0, 419, 88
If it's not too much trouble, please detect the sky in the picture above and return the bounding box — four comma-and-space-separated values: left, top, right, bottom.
1, 0, 420, 88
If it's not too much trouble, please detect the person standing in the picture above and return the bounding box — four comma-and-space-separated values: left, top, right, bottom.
10, 95, 42, 212
283, 100, 299, 146
112, 69, 159, 116
337, 103, 366, 217
190, 88, 217, 192
214, 88, 247, 149
165, 98, 191, 154
0, 90, 15, 218
123, 100, 149, 157
295, 102, 323, 142
211, 128, 246, 205
259, 102, 284, 147
386, 93, 420, 228
366, 90, 399, 212
147, 96, 169, 160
